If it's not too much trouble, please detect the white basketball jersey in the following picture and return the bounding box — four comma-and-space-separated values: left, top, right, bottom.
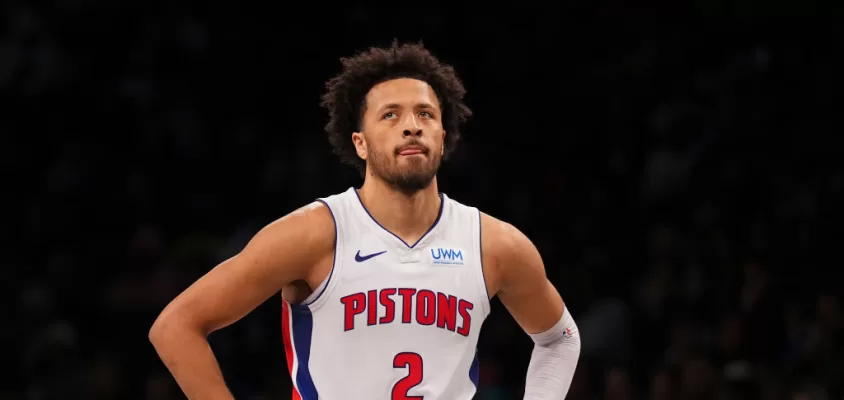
281, 187, 491, 400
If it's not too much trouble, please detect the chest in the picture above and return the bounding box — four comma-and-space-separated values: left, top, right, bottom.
329, 235, 484, 336
341, 233, 477, 287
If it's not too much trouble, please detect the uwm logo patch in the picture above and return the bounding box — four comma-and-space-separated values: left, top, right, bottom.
430, 247, 465, 265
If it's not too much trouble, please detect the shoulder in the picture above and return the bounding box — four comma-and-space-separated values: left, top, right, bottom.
479, 212, 536, 259
441, 196, 527, 256
243, 201, 336, 276
442, 194, 533, 258
479, 212, 545, 296
263, 201, 335, 241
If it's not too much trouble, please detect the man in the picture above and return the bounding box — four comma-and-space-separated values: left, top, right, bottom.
149, 41, 581, 399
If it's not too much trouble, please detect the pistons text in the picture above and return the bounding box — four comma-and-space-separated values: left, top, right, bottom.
340, 288, 474, 336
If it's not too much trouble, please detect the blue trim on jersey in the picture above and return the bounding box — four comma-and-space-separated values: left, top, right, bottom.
469, 348, 480, 388
291, 309, 319, 399
300, 199, 337, 307
353, 188, 444, 249
476, 209, 491, 301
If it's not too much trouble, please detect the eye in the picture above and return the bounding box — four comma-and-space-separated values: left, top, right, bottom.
419, 111, 433, 118
383, 111, 397, 120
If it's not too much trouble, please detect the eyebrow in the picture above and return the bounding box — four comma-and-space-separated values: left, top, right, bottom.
382, 103, 437, 111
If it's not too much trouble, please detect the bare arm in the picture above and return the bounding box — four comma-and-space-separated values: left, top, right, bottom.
148, 202, 335, 399
482, 213, 564, 332
482, 213, 580, 399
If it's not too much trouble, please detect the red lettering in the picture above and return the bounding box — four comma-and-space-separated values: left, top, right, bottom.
392, 352, 424, 400
457, 300, 474, 336
416, 290, 436, 325
436, 292, 457, 331
340, 293, 366, 331
397, 288, 416, 323
380, 288, 397, 324
367, 290, 378, 326
342, 288, 474, 335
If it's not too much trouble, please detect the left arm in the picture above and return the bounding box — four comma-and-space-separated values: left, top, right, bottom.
482, 213, 581, 399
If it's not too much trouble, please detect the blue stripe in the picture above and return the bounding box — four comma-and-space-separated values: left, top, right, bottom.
291, 307, 318, 399
469, 348, 480, 387
477, 209, 490, 300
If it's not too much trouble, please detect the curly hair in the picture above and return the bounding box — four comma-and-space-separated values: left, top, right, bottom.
320, 40, 473, 174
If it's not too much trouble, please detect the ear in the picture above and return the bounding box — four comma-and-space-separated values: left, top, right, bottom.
441, 130, 446, 156
352, 131, 367, 160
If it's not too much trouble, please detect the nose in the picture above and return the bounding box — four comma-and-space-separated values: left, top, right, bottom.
400, 114, 423, 137
402, 128, 422, 137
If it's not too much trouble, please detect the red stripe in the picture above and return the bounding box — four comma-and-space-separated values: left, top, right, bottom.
281, 299, 302, 400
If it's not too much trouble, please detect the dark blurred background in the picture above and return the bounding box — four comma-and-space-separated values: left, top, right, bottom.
4, 2, 844, 400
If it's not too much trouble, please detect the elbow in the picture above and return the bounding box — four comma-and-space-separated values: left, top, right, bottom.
148, 312, 171, 346
149, 306, 209, 348
149, 308, 192, 347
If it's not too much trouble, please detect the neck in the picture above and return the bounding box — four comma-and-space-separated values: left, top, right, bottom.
357, 175, 442, 244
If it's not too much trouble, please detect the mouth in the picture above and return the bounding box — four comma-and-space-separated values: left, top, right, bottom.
398, 146, 426, 156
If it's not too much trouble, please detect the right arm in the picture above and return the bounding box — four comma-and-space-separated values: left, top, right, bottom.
148, 202, 335, 400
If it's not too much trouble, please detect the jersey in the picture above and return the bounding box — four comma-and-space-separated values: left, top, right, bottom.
281, 187, 491, 400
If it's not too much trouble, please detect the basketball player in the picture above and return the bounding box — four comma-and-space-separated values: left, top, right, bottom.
150, 41, 580, 399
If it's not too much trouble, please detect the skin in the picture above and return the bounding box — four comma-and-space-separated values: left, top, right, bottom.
148, 77, 566, 399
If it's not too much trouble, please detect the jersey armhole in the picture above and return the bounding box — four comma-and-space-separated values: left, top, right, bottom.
475, 208, 492, 317
298, 199, 343, 311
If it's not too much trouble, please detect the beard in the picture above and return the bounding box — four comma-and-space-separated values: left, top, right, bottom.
367, 141, 442, 195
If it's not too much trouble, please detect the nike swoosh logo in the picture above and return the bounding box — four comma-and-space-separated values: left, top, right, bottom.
355, 250, 387, 262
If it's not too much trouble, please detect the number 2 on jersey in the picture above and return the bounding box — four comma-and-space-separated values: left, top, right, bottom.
392, 352, 423, 400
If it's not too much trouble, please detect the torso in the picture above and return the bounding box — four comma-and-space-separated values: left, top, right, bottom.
281, 187, 491, 400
